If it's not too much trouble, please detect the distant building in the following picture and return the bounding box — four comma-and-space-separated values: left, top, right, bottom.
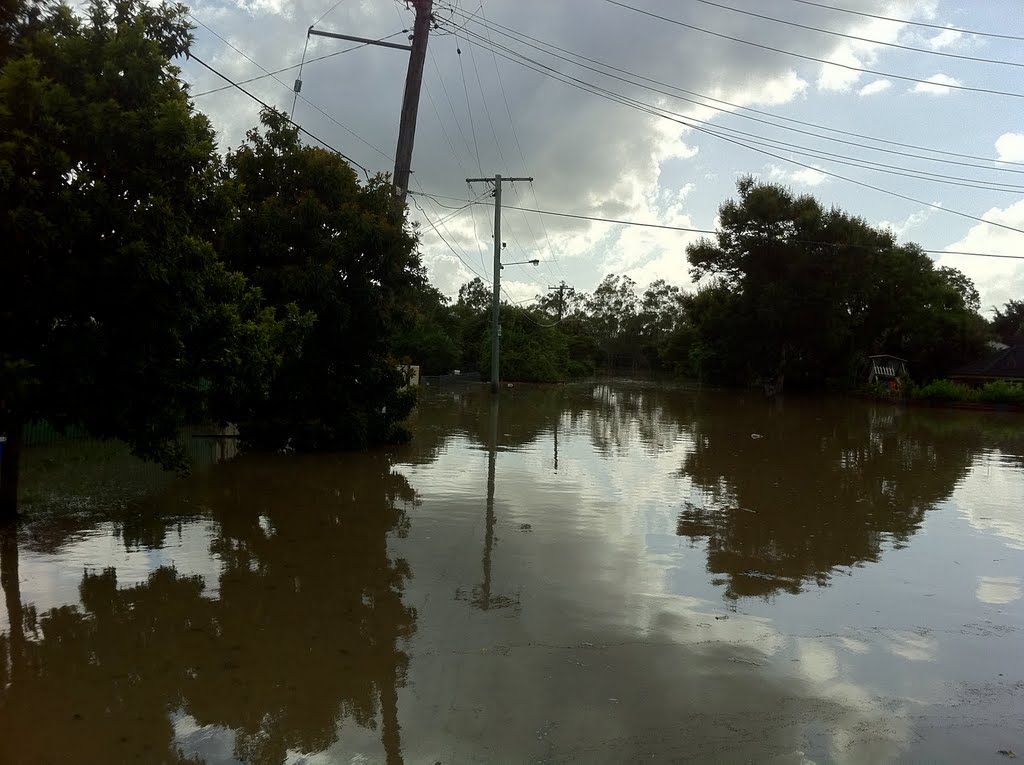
867, 355, 908, 389
950, 344, 1024, 385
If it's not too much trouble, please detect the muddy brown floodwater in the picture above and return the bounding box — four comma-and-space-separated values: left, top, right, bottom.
1, 381, 1022, 764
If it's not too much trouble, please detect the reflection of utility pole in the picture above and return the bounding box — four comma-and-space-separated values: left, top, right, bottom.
0, 528, 24, 681
307, 0, 432, 203
467, 174, 535, 394
553, 415, 559, 472
479, 398, 498, 610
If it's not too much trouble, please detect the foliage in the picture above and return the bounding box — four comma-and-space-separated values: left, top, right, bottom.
0, 0, 286, 518
684, 178, 990, 389
992, 299, 1024, 343
907, 379, 975, 403
217, 110, 420, 449
906, 379, 1024, 405
975, 380, 1024, 405
479, 306, 569, 383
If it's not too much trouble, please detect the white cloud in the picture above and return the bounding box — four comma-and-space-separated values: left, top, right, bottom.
926, 27, 964, 50
879, 208, 931, 238
725, 71, 808, 108
911, 73, 961, 95
815, 13, 916, 93
858, 79, 892, 97
938, 198, 1024, 314
765, 164, 828, 188
995, 133, 1024, 163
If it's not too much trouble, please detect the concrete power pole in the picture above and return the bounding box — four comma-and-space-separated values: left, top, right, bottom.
467, 174, 535, 394
393, 0, 432, 203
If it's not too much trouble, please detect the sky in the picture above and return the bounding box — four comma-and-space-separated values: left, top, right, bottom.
181, 0, 1024, 313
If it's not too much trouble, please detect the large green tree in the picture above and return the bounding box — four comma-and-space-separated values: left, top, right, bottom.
992, 299, 1024, 342
217, 111, 420, 449
0, 0, 284, 520
686, 178, 988, 388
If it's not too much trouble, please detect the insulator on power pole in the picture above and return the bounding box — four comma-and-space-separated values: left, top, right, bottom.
293, 78, 302, 93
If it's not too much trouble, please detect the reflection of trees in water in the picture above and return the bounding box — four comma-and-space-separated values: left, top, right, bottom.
588, 384, 694, 456
676, 400, 989, 600
409, 382, 696, 461
0, 453, 416, 765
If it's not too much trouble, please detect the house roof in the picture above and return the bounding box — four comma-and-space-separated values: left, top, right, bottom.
951, 344, 1024, 380
867, 354, 908, 363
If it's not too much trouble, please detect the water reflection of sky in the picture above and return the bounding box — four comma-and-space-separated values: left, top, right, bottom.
3, 384, 1023, 764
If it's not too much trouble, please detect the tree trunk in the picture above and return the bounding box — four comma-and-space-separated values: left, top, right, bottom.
0, 421, 24, 524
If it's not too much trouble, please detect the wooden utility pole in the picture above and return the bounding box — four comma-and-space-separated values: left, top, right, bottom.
467, 174, 534, 394
548, 281, 570, 321
306, 0, 432, 203
393, 0, 432, 203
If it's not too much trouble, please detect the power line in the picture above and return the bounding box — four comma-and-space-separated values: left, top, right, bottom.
693, 0, 1024, 69
312, 0, 353, 27
453, 37, 483, 172
188, 54, 371, 177
605, 0, 1024, 100
410, 190, 1024, 260
445, 7, 1024, 175
190, 35, 404, 97
475, 3, 569, 281
446, 24, 1024, 236
455, 23, 1024, 195
428, 45, 479, 164
188, 12, 393, 163
411, 195, 490, 281
781, 0, 1024, 43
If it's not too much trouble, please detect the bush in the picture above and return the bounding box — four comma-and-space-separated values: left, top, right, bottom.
905, 379, 1024, 405
976, 380, 1024, 405
908, 379, 975, 402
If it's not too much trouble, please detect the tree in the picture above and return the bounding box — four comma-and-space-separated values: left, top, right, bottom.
217, 110, 420, 450
992, 299, 1024, 343
586, 274, 641, 367
638, 279, 690, 369
685, 179, 988, 388
392, 282, 460, 375
0, 0, 284, 521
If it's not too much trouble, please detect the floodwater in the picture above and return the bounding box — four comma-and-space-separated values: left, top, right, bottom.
1, 382, 1023, 764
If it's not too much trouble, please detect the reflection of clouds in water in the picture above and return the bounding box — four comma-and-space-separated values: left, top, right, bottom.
977, 575, 1022, 605
838, 637, 871, 655
953, 452, 1024, 551
883, 631, 938, 663
398, 418, 916, 763
794, 638, 911, 762
0, 521, 222, 632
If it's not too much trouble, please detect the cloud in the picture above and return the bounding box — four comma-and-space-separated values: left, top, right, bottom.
995, 133, 1024, 163
179, 0, 962, 299
765, 164, 828, 188
926, 26, 964, 50
938, 198, 1024, 314
911, 73, 961, 95
879, 208, 932, 238
858, 79, 891, 97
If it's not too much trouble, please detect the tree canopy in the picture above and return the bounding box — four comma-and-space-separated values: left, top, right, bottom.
0, 0, 286, 518
217, 110, 421, 450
